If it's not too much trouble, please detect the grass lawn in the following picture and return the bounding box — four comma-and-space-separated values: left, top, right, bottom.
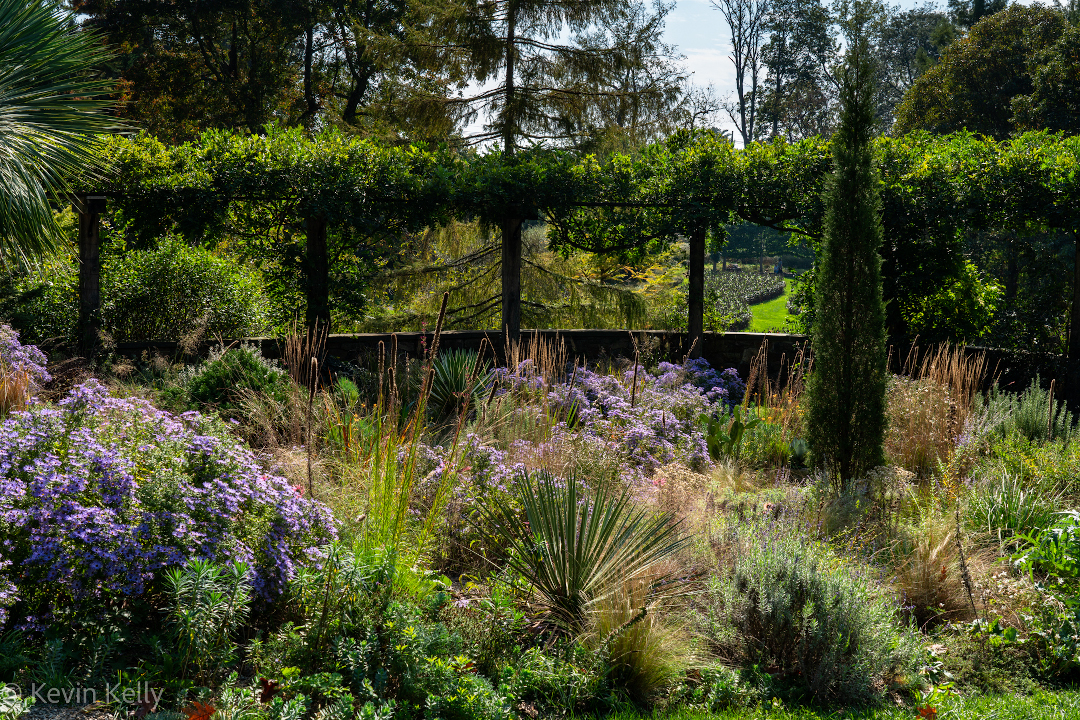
747, 277, 794, 332
597, 689, 1080, 720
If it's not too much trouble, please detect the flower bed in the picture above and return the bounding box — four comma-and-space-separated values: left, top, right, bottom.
0, 380, 335, 630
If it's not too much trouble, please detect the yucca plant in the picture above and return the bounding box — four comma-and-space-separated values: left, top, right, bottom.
482, 470, 690, 637
428, 348, 492, 422
0, 0, 119, 264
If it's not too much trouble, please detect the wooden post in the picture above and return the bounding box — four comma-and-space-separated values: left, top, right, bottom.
501, 217, 523, 343
305, 215, 330, 331
688, 227, 705, 358
77, 195, 105, 355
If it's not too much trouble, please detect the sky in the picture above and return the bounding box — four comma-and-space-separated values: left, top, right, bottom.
666, 0, 936, 139
465, 0, 940, 143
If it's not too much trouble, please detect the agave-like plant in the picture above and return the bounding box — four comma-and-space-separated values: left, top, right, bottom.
483, 470, 690, 636
429, 348, 493, 421
0, 0, 118, 264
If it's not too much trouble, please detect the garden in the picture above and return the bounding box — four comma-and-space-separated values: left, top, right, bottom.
4, 0, 1080, 718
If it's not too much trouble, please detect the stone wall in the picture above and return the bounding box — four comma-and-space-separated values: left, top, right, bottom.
116, 330, 1080, 407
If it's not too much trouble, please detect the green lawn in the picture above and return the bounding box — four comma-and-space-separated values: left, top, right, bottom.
592, 689, 1080, 720
747, 277, 794, 332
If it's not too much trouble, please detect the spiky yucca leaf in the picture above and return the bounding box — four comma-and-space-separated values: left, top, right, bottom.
0, 0, 118, 264
483, 470, 689, 636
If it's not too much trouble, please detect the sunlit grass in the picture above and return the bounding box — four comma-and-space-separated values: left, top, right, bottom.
748, 278, 793, 332
586, 689, 1080, 720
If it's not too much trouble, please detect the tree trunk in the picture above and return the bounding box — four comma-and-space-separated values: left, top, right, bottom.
688, 228, 705, 358
501, 218, 523, 342
77, 196, 103, 356
502, 2, 517, 154
306, 216, 330, 331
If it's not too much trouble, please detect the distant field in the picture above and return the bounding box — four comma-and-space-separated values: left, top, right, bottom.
748, 277, 794, 332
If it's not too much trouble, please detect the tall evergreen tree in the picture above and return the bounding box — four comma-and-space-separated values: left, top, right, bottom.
804, 0, 887, 482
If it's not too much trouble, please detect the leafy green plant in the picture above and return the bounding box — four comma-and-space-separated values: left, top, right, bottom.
102, 236, 270, 342
482, 470, 689, 636
703, 407, 761, 463
161, 559, 252, 682
163, 345, 294, 415
968, 468, 1063, 544
1008, 376, 1077, 443
0, 692, 32, 720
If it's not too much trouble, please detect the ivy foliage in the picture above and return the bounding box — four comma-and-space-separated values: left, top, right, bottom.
82, 127, 1080, 339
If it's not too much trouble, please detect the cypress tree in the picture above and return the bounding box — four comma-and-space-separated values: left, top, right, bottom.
804, 6, 887, 483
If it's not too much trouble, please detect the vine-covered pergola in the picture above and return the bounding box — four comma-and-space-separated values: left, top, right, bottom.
73, 129, 1080, 359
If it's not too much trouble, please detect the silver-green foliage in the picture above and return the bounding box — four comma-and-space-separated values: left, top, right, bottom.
1006, 377, 1076, 444
163, 559, 252, 681
429, 349, 493, 421
483, 470, 689, 636
700, 518, 922, 704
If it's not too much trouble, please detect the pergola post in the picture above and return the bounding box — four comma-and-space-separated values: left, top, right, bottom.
76, 194, 106, 355
305, 215, 330, 331
687, 227, 706, 358
501, 216, 524, 343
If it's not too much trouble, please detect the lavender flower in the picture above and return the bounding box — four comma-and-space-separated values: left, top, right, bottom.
0, 380, 335, 630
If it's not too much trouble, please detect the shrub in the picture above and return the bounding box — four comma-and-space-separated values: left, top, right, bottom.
163, 345, 295, 416
102, 237, 270, 342
0, 380, 335, 630
699, 516, 922, 704
429, 349, 492, 422
1006, 376, 1077, 444
967, 468, 1063, 544
503, 646, 603, 717
544, 358, 743, 474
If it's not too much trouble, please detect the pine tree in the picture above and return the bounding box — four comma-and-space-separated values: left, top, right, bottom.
804, 1, 887, 483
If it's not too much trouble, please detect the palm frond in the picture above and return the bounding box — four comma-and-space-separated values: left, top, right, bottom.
0, 0, 120, 265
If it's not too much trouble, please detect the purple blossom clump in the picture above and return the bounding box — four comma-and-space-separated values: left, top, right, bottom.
0, 324, 50, 384
0, 380, 335, 630
547, 358, 745, 474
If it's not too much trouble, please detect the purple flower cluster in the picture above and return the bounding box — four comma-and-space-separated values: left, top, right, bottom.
0, 380, 335, 630
0, 323, 50, 386
548, 358, 745, 473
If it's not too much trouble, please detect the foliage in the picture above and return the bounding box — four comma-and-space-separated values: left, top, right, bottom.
162, 558, 251, 682
0, 324, 49, 415
1001, 376, 1077, 444
163, 345, 294, 416
481, 470, 688, 636
804, 14, 888, 482
898, 260, 1002, 342
255, 542, 511, 720
1013, 23, 1080, 134
967, 469, 1063, 545
0, 380, 335, 631
703, 406, 761, 464
101, 237, 271, 342
429, 349, 492, 422
0, 0, 118, 264
699, 516, 923, 705
894, 4, 1070, 138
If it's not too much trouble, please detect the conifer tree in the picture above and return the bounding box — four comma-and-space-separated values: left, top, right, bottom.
804, 1, 887, 483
